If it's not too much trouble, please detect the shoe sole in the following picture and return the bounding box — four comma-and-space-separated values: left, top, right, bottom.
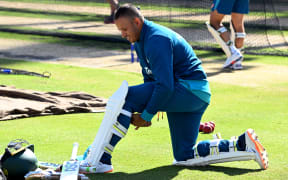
245, 129, 268, 169
80, 166, 113, 174
231, 65, 243, 70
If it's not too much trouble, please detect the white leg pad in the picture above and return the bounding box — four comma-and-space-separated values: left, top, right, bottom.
174, 136, 255, 166
206, 22, 231, 57
174, 151, 255, 166
84, 80, 129, 166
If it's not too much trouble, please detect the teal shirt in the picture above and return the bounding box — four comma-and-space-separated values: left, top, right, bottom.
135, 20, 211, 122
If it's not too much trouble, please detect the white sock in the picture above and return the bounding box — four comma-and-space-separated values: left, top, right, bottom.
225, 40, 237, 54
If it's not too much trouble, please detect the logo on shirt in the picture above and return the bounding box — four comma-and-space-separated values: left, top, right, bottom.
144, 67, 152, 75
146, 58, 150, 63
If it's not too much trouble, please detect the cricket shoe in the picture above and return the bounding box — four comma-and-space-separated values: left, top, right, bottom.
245, 129, 268, 170
223, 49, 243, 69
79, 161, 113, 174
231, 60, 243, 70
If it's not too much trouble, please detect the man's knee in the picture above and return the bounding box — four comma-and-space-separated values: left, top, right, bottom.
209, 17, 223, 30
173, 147, 194, 161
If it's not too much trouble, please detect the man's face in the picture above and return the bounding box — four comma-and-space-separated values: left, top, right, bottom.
115, 16, 142, 43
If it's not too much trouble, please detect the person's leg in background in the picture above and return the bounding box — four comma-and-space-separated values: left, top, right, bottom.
209, 10, 230, 43
104, 0, 119, 24
230, 13, 246, 69
230, 0, 249, 70
231, 13, 245, 49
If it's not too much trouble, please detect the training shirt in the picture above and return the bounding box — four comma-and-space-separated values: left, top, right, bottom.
134, 20, 211, 122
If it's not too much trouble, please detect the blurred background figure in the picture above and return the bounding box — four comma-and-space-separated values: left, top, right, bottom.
104, 0, 119, 24
208, 0, 249, 70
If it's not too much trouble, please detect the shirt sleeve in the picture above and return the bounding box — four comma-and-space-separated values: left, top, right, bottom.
140, 35, 174, 122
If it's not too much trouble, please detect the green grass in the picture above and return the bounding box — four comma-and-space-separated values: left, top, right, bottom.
0, 59, 141, 97
0, 57, 287, 179
283, 31, 288, 37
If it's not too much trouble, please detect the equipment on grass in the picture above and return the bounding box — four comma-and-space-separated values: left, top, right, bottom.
0, 67, 51, 78
174, 136, 255, 166
173, 129, 268, 170
199, 121, 215, 133
25, 169, 89, 180
206, 22, 231, 57
83, 80, 130, 167
60, 143, 80, 180
1, 139, 38, 179
38, 161, 61, 171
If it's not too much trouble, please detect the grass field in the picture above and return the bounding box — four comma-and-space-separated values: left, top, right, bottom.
0, 1, 287, 179
0, 56, 287, 180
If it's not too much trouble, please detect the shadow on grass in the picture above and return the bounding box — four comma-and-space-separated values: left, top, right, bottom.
87, 165, 262, 180
206, 64, 258, 77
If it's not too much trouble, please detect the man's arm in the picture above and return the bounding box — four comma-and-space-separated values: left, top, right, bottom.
140, 35, 174, 122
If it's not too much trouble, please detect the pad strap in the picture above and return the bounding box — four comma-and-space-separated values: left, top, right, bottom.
105, 121, 128, 155
210, 139, 220, 155
193, 143, 200, 159
121, 109, 132, 117
104, 144, 115, 155
217, 26, 227, 34
213, 133, 222, 140
112, 121, 128, 138
229, 136, 238, 152
236, 32, 246, 38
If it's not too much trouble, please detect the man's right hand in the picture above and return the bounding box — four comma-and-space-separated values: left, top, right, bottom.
131, 113, 152, 130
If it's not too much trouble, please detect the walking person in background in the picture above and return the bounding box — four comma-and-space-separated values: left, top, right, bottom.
207, 0, 249, 70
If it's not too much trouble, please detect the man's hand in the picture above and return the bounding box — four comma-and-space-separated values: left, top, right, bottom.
131, 113, 151, 130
